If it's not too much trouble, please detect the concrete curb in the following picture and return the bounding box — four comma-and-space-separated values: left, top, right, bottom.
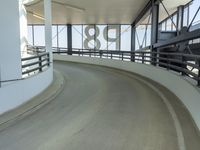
0, 70, 65, 131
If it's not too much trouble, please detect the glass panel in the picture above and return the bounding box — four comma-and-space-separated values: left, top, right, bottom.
120, 25, 131, 51
58, 25, 67, 48
52, 25, 58, 48
172, 14, 177, 31
146, 25, 151, 46
34, 25, 45, 46
183, 6, 189, 27
107, 25, 120, 50
162, 22, 166, 31
136, 25, 146, 49
83, 25, 95, 49
27, 25, 33, 46
72, 25, 82, 49
166, 19, 172, 31
96, 25, 107, 50
189, 0, 200, 26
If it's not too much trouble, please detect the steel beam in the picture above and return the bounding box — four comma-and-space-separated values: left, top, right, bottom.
132, 0, 152, 25
151, 0, 159, 65
131, 24, 136, 61
177, 5, 184, 33
67, 24, 72, 55
154, 28, 200, 48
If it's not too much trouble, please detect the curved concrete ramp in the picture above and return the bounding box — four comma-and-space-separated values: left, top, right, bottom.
0, 61, 199, 150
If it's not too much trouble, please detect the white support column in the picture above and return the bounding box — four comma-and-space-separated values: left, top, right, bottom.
0, 0, 22, 82
19, 0, 28, 58
44, 0, 52, 62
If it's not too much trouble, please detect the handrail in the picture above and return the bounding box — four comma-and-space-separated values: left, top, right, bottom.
53, 48, 200, 87
0, 52, 51, 88
22, 52, 50, 76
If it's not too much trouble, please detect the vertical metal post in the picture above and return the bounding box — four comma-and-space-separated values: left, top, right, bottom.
82, 25, 83, 51
177, 5, 184, 34
47, 53, 50, 66
131, 24, 136, 62
119, 25, 121, 51
39, 56, 42, 72
151, 0, 159, 66
142, 53, 144, 64
67, 24, 72, 55
56, 25, 59, 51
0, 65, 1, 88
167, 55, 170, 70
94, 24, 96, 57
181, 54, 186, 76
32, 25, 35, 46
197, 58, 200, 86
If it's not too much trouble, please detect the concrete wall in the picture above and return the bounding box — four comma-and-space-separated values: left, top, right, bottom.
53, 54, 200, 131
0, 68, 53, 114
0, 0, 53, 115
0, 0, 22, 81
19, 0, 28, 57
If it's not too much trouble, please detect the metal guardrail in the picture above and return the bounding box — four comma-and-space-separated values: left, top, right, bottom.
22, 52, 50, 76
0, 52, 50, 87
27, 45, 46, 55
53, 48, 200, 87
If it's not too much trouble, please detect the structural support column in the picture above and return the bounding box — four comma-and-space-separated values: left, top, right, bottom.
44, 0, 52, 62
44, 0, 53, 82
67, 24, 72, 55
177, 5, 184, 33
131, 24, 136, 62
0, 0, 22, 82
151, 0, 159, 65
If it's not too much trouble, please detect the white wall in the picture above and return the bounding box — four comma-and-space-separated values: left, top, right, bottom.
0, 68, 52, 114
19, 0, 28, 58
0, 0, 22, 81
54, 54, 200, 132
0, 0, 53, 115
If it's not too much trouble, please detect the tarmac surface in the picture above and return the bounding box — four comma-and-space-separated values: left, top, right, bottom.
0, 61, 199, 150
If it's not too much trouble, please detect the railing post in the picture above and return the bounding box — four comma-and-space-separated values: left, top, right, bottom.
47, 53, 50, 66
122, 52, 124, 61
142, 52, 144, 64
67, 24, 73, 55
39, 55, 42, 72
167, 54, 170, 70
100, 50, 102, 58
0, 66, 1, 88
131, 52, 135, 62
198, 58, 200, 86
181, 54, 186, 76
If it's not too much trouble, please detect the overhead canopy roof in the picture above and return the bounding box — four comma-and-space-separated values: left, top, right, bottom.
25, 0, 191, 24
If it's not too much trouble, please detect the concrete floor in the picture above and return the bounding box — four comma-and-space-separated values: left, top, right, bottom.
0, 61, 199, 150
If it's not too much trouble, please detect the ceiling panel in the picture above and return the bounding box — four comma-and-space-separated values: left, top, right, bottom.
25, 0, 149, 24
25, 0, 191, 25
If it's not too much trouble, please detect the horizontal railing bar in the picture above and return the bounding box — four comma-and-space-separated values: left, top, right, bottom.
22, 61, 40, 68
22, 62, 50, 75
21, 52, 49, 61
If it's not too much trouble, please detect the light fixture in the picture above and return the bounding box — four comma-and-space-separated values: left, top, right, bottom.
33, 14, 45, 20
27, 11, 45, 20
